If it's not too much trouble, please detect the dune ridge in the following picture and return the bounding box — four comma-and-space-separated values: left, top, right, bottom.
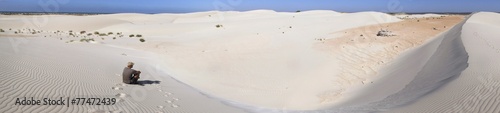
1, 11, 500, 113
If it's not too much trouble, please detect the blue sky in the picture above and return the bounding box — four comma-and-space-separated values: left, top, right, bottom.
0, 0, 499, 13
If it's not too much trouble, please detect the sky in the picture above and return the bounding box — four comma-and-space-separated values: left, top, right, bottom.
0, 0, 499, 13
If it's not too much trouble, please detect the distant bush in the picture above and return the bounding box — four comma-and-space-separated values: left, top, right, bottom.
215, 24, 223, 28
0, 29, 4, 32
14, 31, 18, 34
113, 37, 116, 40
108, 32, 113, 35
80, 31, 86, 34
296, 10, 301, 13
80, 38, 95, 42
376, 29, 394, 37
139, 38, 145, 42
129, 34, 135, 37
94, 31, 99, 35
99, 33, 107, 36
87, 33, 92, 36
136, 34, 142, 37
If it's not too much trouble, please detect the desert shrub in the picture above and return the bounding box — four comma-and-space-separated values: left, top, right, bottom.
139, 38, 145, 42
80, 31, 86, 34
376, 29, 394, 37
94, 31, 99, 35
296, 10, 301, 13
14, 31, 18, 34
129, 34, 135, 37
108, 32, 113, 35
113, 37, 116, 40
99, 33, 107, 36
69, 32, 73, 36
215, 24, 223, 28
81, 38, 95, 42
0, 29, 4, 32
87, 33, 92, 36
69, 30, 73, 32
136, 34, 142, 37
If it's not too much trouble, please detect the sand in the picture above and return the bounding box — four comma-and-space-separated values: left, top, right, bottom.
386, 12, 500, 113
0, 11, 499, 112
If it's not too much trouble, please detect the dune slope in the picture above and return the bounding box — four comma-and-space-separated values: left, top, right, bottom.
387, 12, 500, 113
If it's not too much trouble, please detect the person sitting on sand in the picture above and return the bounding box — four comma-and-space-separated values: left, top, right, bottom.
123, 62, 141, 84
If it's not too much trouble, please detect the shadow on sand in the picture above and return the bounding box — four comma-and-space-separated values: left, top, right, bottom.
132, 80, 161, 86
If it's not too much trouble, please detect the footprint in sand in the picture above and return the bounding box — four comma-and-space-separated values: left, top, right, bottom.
171, 104, 179, 108
116, 83, 126, 86
164, 94, 169, 97
172, 97, 179, 101
116, 93, 127, 98
165, 100, 172, 103
112, 87, 123, 90
116, 98, 125, 102
157, 105, 164, 109
165, 92, 172, 95
158, 89, 162, 92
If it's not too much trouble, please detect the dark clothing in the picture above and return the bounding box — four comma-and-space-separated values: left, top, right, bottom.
122, 67, 138, 84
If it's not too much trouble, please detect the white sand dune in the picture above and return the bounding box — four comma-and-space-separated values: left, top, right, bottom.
1, 11, 499, 113
386, 12, 500, 113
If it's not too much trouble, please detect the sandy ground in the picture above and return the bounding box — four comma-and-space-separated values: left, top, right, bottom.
386, 12, 500, 113
0, 11, 499, 113
0, 37, 246, 113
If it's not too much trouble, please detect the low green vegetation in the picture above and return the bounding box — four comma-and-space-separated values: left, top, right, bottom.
215, 24, 223, 28
139, 38, 145, 42
99, 33, 107, 36
80, 38, 95, 42
129, 34, 135, 37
